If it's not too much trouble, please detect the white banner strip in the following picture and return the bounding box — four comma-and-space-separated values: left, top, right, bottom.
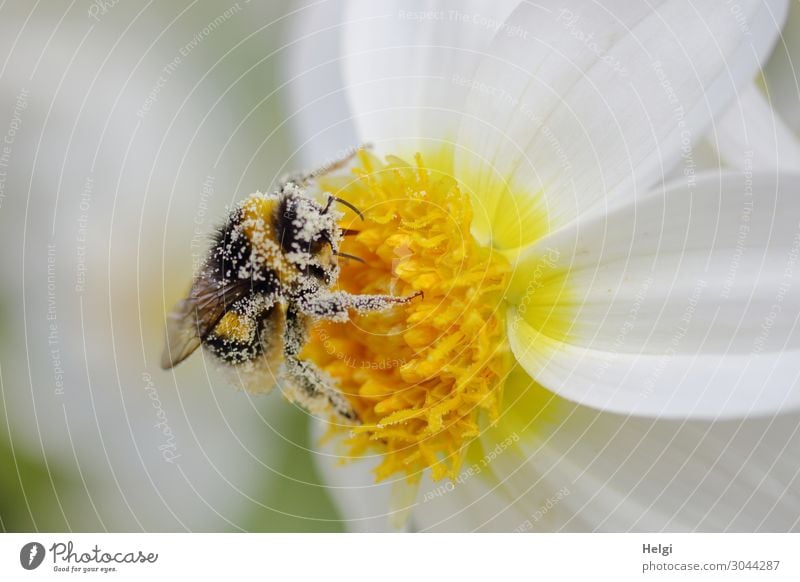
1, 533, 798, 581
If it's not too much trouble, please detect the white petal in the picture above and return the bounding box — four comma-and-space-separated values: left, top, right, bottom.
340, 0, 523, 154
414, 378, 800, 531
514, 337, 800, 419
452, 0, 788, 247
309, 419, 416, 532
281, 0, 360, 167
710, 83, 800, 172
508, 171, 800, 418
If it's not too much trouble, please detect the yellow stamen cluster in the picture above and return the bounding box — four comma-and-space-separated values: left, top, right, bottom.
303, 151, 513, 481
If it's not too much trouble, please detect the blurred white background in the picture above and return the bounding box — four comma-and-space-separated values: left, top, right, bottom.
0, 0, 344, 532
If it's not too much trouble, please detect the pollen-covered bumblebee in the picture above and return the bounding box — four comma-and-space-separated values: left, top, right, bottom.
161, 151, 417, 422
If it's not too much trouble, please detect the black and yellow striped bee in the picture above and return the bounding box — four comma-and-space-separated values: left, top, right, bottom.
161, 151, 417, 422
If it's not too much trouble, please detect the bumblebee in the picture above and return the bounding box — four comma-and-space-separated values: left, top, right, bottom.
161, 150, 417, 422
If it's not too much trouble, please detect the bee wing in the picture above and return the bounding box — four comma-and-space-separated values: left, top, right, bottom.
160, 275, 250, 369
160, 299, 205, 370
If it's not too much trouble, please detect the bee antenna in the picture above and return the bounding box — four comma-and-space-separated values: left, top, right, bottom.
340, 228, 360, 237
333, 197, 364, 220
334, 251, 366, 264
321, 196, 335, 214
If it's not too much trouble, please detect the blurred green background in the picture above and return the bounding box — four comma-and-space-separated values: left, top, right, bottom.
0, 0, 344, 532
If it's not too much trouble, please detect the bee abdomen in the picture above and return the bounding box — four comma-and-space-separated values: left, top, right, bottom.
204, 301, 285, 368
204, 310, 263, 364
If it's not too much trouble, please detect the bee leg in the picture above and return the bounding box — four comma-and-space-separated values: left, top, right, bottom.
295, 289, 422, 322
281, 306, 359, 423
281, 144, 373, 186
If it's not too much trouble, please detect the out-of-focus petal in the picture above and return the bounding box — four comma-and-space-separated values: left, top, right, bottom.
414, 373, 800, 531
452, 0, 788, 247
339, 0, 523, 154
281, 0, 359, 168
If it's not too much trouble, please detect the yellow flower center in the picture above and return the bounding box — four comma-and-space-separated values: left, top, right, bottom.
302, 150, 514, 481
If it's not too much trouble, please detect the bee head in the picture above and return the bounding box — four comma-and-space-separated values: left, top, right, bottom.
277, 187, 341, 285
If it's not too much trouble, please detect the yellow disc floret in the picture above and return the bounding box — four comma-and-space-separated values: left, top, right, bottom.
303, 151, 514, 481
